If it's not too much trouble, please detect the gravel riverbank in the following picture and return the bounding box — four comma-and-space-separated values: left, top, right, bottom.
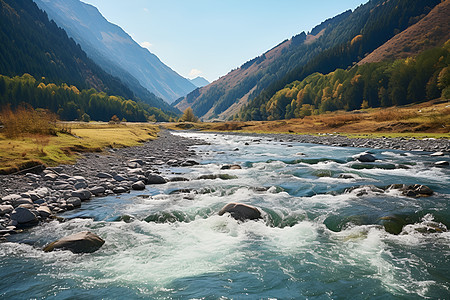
0, 130, 205, 235
0, 129, 448, 236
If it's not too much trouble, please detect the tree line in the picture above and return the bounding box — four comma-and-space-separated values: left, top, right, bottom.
0, 74, 173, 122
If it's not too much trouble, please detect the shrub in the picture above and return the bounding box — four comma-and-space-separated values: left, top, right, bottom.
0, 104, 57, 138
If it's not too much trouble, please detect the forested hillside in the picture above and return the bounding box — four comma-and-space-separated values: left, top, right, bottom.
0, 0, 177, 117
238, 42, 449, 120
175, 0, 440, 120
0, 74, 173, 122
238, 0, 449, 121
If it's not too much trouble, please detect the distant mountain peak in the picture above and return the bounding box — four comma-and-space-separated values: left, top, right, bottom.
189, 76, 210, 88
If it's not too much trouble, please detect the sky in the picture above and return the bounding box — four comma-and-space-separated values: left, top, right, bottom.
82, 0, 367, 82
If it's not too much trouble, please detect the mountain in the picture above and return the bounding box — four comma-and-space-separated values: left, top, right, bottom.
0, 0, 133, 99
175, 0, 440, 120
189, 77, 210, 88
358, 0, 450, 65
34, 0, 196, 103
0, 0, 174, 121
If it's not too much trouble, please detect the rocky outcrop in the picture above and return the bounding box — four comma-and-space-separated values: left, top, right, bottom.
43, 231, 105, 253
218, 203, 262, 221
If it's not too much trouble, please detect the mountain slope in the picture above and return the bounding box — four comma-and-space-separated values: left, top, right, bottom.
176, 0, 440, 120
0, 0, 134, 99
0, 0, 175, 121
358, 0, 450, 64
34, 0, 196, 103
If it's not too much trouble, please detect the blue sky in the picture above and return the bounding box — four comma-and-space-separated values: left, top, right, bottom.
82, 0, 367, 82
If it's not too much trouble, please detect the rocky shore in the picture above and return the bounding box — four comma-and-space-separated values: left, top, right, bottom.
0, 130, 205, 236
213, 131, 450, 153
1, 129, 449, 237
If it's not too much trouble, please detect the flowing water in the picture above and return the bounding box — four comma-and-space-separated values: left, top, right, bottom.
1, 132, 449, 299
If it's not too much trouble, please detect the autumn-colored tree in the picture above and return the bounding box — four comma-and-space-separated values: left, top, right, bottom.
179, 107, 198, 122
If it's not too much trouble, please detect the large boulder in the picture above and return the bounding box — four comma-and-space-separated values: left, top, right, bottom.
218, 203, 262, 221
353, 152, 376, 163
43, 231, 105, 253
146, 174, 166, 184
10, 207, 38, 225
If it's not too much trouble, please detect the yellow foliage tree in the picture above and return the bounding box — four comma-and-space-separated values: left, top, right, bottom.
180, 107, 198, 122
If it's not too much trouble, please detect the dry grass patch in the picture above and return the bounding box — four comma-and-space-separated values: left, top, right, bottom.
0, 120, 158, 174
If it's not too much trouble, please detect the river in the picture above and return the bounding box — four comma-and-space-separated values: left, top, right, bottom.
1, 132, 449, 299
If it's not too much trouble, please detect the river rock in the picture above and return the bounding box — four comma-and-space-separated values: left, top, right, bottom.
73, 182, 87, 190
10, 207, 38, 224
430, 152, 445, 157
402, 184, 433, 197
89, 186, 106, 196
43, 173, 58, 181
338, 173, 356, 179
96, 172, 113, 179
71, 189, 91, 201
113, 186, 128, 194
43, 231, 105, 253
146, 174, 166, 184
37, 206, 52, 218
113, 174, 127, 182
127, 161, 141, 169
353, 152, 376, 162
66, 197, 82, 208
1, 194, 21, 204
12, 198, 34, 208
0, 205, 14, 216
218, 203, 262, 221
181, 159, 200, 166
197, 174, 238, 180
434, 161, 449, 167
131, 181, 146, 190
169, 177, 189, 182
35, 187, 50, 198
221, 164, 242, 170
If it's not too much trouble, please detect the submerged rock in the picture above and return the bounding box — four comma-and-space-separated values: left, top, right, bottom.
221, 164, 242, 170
43, 231, 105, 253
353, 152, 376, 163
218, 203, 262, 221
434, 161, 449, 167
197, 174, 238, 180
387, 184, 434, 198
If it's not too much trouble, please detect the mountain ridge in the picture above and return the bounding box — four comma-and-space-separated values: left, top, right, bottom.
34, 0, 196, 103
175, 0, 440, 121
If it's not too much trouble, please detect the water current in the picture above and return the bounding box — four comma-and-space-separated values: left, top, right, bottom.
1, 132, 449, 299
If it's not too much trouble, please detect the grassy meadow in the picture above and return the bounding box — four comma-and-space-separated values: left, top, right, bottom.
0, 106, 158, 174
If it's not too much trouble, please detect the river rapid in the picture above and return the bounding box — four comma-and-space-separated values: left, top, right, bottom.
1, 132, 449, 299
